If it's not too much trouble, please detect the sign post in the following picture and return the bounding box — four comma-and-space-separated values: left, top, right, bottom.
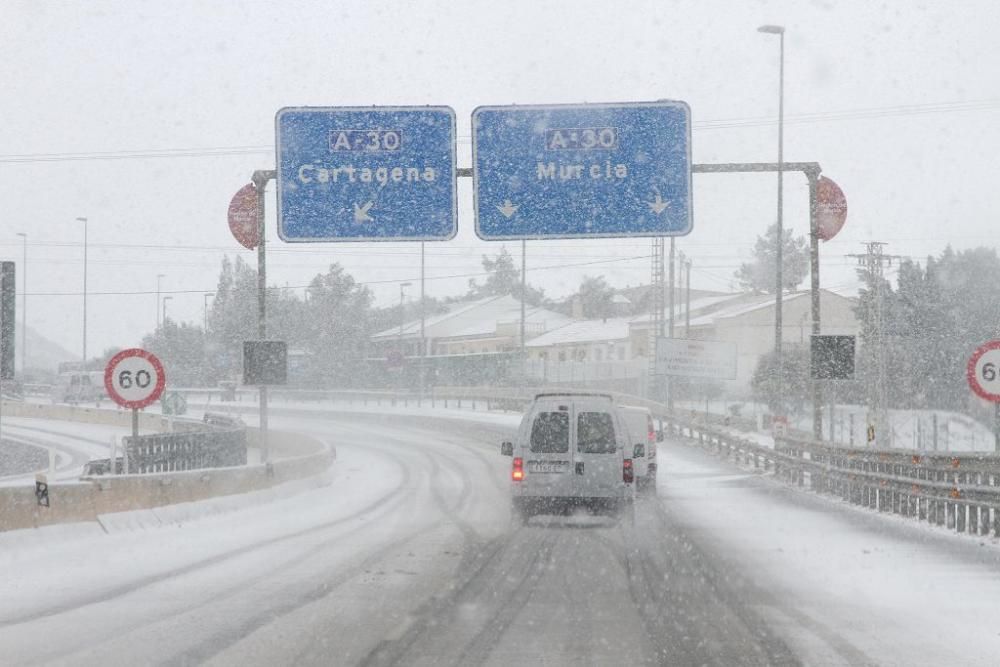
967, 341, 1000, 452
104, 349, 166, 470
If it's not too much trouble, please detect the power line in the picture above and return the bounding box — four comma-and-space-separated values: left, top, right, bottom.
1, 98, 996, 164
2, 235, 987, 253
18, 253, 652, 298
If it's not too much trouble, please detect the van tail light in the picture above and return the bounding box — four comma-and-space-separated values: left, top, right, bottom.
647, 415, 656, 443
623, 459, 634, 484
512, 457, 524, 481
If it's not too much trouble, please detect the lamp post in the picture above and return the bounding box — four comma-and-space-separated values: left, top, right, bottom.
162, 296, 173, 324
16, 233, 26, 375
156, 273, 166, 328
758, 23, 785, 411
75, 217, 88, 368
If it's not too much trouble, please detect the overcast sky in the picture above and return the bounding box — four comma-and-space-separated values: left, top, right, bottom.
1, 0, 998, 358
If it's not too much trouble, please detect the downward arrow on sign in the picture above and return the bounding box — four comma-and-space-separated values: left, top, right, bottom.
497, 199, 518, 218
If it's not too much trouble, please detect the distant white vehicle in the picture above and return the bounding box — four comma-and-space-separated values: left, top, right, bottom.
617, 405, 660, 493
50, 371, 100, 405
502, 392, 636, 523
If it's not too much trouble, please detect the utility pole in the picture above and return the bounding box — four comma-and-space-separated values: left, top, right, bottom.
203, 293, 214, 331
848, 241, 902, 448
668, 239, 676, 338
162, 296, 173, 324
420, 242, 426, 400
76, 217, 88, 368
520, 239, 526, 389
398, 282, 412, 396
156, 274, 165, 328
16, 233, 26, 376
677, 250, 685, 332
667, 238, 676, 411
648, 238, 666, 400
758, 24, 786, 417
685, 255, 692, 337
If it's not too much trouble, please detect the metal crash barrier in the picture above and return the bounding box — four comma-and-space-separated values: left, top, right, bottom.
423, 385, 1000, 539
82, 412, 247, 475
662, 418, 1000, 539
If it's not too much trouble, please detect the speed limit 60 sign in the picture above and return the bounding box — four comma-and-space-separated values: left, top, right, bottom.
967, 341, 1000, 403
104, 348, 166, 409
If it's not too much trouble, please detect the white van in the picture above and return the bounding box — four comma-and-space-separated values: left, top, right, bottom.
617, 405, 660, 493
501, 393, 636, 523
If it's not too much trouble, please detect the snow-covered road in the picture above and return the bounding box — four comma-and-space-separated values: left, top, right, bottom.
2, 408, 1000, 665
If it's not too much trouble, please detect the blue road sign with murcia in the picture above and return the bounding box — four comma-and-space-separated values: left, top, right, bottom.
472, 101, 692, 240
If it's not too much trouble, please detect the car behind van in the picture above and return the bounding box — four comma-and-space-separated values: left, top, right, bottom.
617, 405, 660, 493
501, 393, 636, 523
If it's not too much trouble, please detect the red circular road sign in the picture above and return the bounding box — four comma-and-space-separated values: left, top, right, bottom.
967, 341, 1000, 403
816, 176, 848, 242
104, 348, 166, 409
227, 183, 260, 250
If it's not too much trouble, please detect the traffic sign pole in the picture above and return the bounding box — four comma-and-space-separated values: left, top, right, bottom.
251, 169, 274, 463
995, 403, 1000, 453
104, 347, 166, 473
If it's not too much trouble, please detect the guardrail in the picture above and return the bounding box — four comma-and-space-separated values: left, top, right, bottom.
83, 413, 247, 476
86, 384, 1000, 540
660, 418, 1000, 539
412, 385, 1000, 540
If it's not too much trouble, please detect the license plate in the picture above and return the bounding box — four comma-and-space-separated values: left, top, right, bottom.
528, 461, 568, 474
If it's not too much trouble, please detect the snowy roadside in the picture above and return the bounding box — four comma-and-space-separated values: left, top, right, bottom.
662, 446, 1000, 666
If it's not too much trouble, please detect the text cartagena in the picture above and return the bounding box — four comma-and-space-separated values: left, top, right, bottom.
297, 164, 438, 186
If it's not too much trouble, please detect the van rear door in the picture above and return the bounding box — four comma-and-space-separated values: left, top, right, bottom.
523, 404, 574, 497
572, 402, 623, 498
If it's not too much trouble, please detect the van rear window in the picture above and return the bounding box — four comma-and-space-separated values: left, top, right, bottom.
577, 412, 617, 454
530, 412, 569, 453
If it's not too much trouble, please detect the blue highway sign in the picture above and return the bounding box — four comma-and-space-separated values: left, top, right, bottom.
276, 106, 457, 242
472, 102, 692, 240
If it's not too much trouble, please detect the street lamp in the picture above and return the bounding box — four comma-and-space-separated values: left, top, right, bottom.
758, 23, 785, 409
16, 233, 26, 375
162, 296, 173, 324
156, 273, 166, 328
75, 217, 88, 367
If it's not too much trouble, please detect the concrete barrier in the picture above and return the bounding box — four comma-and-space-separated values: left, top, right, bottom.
1, 399, 172, 431
0, 427, 333, 532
